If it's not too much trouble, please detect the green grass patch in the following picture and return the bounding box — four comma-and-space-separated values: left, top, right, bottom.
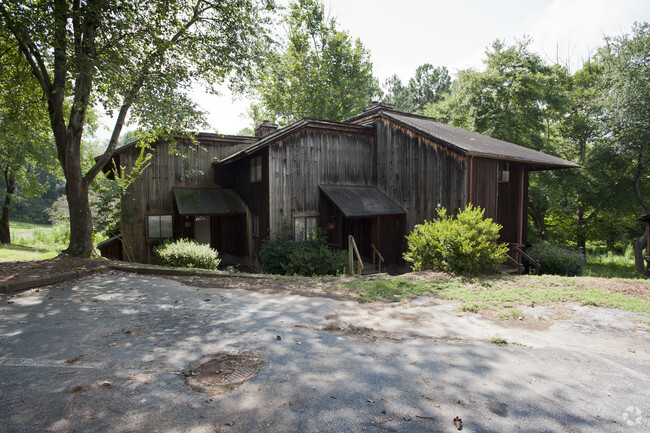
583, 251, 643, 280
0, 243, 58, 261
337, 273, 649, 314
490, 337, 508, 346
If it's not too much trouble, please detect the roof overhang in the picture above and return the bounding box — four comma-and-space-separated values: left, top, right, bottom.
319, 185, 405, 218
173, 187, 246, 215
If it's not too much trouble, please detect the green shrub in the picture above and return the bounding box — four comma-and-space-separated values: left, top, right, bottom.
403, 204, 508, 274
153, 238, 220, 270
528, 242, 585, 276
259, 229, 347, 276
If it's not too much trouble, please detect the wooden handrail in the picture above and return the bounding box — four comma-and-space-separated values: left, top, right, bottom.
505, 253, 525, 274
371, 243, 384, 273
348, 235, 364, 276
511, 244, 541, 275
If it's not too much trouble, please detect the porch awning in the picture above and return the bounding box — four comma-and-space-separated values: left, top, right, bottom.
173, 187, 246, 215
319, 185, 406, 217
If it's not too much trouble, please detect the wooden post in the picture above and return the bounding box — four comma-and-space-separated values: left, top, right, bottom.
646, 220, 650, 276
348, 235, 354, 275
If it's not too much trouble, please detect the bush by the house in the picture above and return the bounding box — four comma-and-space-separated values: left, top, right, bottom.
153, 238, 220, 270
259, 228, 347, 276
527, 242, 585, 276
403, 204, 508, 274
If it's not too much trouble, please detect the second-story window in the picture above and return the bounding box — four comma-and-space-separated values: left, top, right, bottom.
250, 155, 262, 182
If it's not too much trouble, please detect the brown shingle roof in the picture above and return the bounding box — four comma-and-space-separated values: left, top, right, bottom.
380, 111, 579, 170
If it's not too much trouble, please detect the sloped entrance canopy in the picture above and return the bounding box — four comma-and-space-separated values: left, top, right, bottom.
319, 185, 405, 217
173, 187, 246, 215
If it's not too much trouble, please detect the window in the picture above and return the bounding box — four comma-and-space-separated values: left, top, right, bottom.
294, 216, 318, 241
249, 155, 262, 182
252, 215, 260, 237
498, 161, 510, 183
148, 215, 173, 239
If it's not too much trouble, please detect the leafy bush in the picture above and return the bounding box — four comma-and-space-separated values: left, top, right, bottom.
403, 204, 508, 274
259, 228, 347, 276
528, 242, 585, 276
153, 238, 220, 270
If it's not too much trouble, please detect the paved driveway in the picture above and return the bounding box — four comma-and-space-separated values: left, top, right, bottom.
0, 273, 648, 432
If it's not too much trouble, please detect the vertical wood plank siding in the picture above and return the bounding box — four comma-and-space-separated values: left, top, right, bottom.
121, 138, 252, 263
374, 118, 468, 231
268, 128, 375, 234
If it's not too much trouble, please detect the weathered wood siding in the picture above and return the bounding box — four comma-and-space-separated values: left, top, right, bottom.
497, 163, 528, 244
120, 138, 253, 263
374, 118, 468, 231
469, 157, 499, 221
268, 128, 375, 234
471, 158, 529, 243
214, 149, 269, 265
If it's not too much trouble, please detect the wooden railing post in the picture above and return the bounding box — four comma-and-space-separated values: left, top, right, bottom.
348, 235, 363, 276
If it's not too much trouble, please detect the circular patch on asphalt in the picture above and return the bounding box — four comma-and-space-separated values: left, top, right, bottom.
186, 352, 261, 394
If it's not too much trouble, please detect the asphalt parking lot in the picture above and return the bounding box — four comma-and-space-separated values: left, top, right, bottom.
1, 272, 648, 432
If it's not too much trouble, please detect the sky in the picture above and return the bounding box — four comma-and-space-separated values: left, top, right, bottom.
97, 0, 650, 141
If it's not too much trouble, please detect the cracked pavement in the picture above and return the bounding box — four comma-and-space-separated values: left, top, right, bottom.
1, 273, 648, 432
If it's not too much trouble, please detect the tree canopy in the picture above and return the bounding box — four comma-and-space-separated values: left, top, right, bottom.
0, 0, 275, 255
0, 37, 56, 243
247, 0, 379, 125
382, 64, 451, 114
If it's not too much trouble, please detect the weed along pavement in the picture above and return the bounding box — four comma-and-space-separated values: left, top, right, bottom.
0, 273, 648, 432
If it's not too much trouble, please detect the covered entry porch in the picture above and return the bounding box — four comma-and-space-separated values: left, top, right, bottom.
173, 187, 248, 263
319, 185, 406, 273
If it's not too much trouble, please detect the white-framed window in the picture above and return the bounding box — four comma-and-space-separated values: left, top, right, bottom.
294, 215, 318, 241
249, 155, 262, 182
148, 215, 173, 239
252, 215, 260, 237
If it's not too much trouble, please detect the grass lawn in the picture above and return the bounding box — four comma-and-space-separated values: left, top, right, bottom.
1, 221, 64, 261
0, 243, 58, 261
583, 251, 641, 279
338, 273, 649, 316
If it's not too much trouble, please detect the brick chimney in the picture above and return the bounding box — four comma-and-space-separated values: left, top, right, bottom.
362, 101, 395, 113
254, 120, 278, 138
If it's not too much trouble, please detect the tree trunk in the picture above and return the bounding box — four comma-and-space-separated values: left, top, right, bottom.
633, 226, 648, 274
0, 175, 15, 244
61, 130, 95, 256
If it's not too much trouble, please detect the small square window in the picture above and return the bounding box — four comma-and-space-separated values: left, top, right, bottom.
148, 215, 173, 239
294, 216, 318, 241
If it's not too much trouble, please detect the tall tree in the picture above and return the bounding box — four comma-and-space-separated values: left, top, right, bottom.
0, 38, 56, 243
599, 22, 650, 272
247, 0, 379, 125
427, 38, 567, 151
0, 0, 274, 256
382, 64, 451, 114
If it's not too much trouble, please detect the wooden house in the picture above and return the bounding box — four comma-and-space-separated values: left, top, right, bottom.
106, 103, 578, 272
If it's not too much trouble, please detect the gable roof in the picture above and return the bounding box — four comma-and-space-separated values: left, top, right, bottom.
380, 111, 580, 170
372, 111, 579, 170
214, 118, 373, 166
106, 132, 258, 158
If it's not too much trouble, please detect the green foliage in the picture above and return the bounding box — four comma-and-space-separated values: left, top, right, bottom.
527, 242, 585, 276
0, 0, 275, 255
382, 64, 451, 114
426, 38, 569, 151
153, 239, 220, 270
403, 205, 508, 274
259, 227, 347, 276
247, 0, 379, 124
